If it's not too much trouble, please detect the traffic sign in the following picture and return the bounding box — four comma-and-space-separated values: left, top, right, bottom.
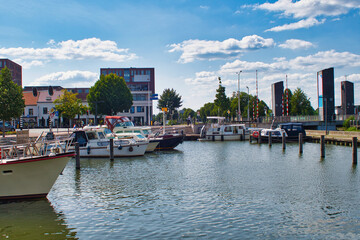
150, 97, 158, 100
162, 107, 168, 112
151, 93, 158, 97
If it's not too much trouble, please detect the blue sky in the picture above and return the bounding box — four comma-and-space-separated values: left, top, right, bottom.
1, 0, 359, 112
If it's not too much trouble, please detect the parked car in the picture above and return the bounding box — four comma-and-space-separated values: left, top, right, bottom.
0, 122, 16, 132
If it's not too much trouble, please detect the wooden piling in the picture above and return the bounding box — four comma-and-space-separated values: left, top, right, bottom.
110, 138, 114, 161
268, 132, 272, 147
75, 142, 80, 169
299, 133, 303, 154
320, 135, 325, 158
353, 137, 357, 165
282, 132, 286, 150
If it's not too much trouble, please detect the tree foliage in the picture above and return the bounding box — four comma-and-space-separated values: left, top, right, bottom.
87, 74, 133, 116
0, 67, 25, 135
290, 88, 315, 116
214, 78, 230, 116
157, 88, 183, 113
54, 90, 87, 121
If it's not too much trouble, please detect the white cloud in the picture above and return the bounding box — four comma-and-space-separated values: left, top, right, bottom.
168, 35, 275, 63
278, 39, 314, 49
266, 18, 325, 32
255, 0, 360, 31
0, 38, 137, 66
33, 70, 99, 87
220, 50, 360, 74
256, 0, 360, 19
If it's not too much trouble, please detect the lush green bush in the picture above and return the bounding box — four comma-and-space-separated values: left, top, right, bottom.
343, 116, 355, 129
345, 126, 358, 132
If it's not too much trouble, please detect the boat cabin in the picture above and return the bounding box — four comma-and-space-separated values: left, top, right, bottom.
278, 123, 306, 138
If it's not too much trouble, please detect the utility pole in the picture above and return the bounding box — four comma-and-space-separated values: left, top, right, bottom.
236, 71, 242, 121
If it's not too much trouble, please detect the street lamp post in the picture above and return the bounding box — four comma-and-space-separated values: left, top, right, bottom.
236, 70, 242, 121
246, 86, 249, 121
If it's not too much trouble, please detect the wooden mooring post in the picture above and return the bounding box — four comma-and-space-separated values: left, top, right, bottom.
110, 138, 114, 161
75, 142, 80, 169
320, 135, 325, 158
299, 133, 303, 154
268, 132, 272, 147
353, 137, 357, 165
282, 132, 286, 150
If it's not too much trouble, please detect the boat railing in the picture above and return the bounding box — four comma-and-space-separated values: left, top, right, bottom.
0, 137, 72, 162
151, 127, 186, 136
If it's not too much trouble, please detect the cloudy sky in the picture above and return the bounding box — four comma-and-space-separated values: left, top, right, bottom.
1, 0, 359, 112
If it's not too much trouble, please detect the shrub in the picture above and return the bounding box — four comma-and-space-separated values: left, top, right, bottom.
343, 116, 355, 129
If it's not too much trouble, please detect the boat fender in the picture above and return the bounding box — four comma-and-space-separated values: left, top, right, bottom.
252, 131, 259, 138
129, 146, 133, 152
87, 146, 91, 154
118, 145, 123, 150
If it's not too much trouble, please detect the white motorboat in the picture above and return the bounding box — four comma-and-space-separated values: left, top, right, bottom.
69, 127, 148, 157
112, 132, 159, 153
104, 116, 183, 151
0, 139, 74, 200
198, 116, 247, 141
251, 128, 288, 143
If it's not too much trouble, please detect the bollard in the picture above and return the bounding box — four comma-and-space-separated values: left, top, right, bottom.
353, 137, 357, 165
249, 134, 252, 143
268, 132, 272, 147
75, 142, 80, 169
299, 133, 303, 154
282, 132, 286, 150
320, 135, 325, 158
110, 138, 114, 161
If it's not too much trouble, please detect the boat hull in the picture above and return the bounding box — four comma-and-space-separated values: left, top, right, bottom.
77, 143, 148, 157
145, 141, 159, 153
155, 135, 184, 150
0, 152, 74, 200
199, 134, 248, 141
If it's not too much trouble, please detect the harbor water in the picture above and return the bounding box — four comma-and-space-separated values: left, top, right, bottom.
1, 141, 360, 239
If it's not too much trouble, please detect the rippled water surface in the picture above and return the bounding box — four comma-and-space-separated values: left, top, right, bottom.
1, 141, 360, 239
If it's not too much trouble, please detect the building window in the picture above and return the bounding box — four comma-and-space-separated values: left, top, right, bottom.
133, 94, 147, 101
43, 107, 48, 114
28, 108, 34, 116
137, 106, 144, 112
85, 89, 89, 93
130, 106, 135, 113
146, 70, 150, 75
124, 70, 130, 82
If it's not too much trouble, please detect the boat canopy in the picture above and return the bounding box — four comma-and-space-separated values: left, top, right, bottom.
105, 116, 132, 131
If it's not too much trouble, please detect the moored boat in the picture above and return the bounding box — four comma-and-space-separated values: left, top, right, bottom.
69, 127, 148, 157
198, 116, 247, 141
0, 139, 74, 200
105, 116, 184, 151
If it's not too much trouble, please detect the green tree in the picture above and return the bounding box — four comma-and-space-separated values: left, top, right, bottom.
0, 67, 25, 136
157, 88, 183, 119
214, 77, 230, 116
180, 108, 195, 122
87, 73, 133, 116
199, 102, 215, 122
54, 90, 88, 129
290, 88, 315, 116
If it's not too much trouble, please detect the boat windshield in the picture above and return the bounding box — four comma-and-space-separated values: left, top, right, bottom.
115, 121, 134, 127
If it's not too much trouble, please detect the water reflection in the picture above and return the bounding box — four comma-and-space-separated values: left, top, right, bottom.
0, 199, 77, 239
